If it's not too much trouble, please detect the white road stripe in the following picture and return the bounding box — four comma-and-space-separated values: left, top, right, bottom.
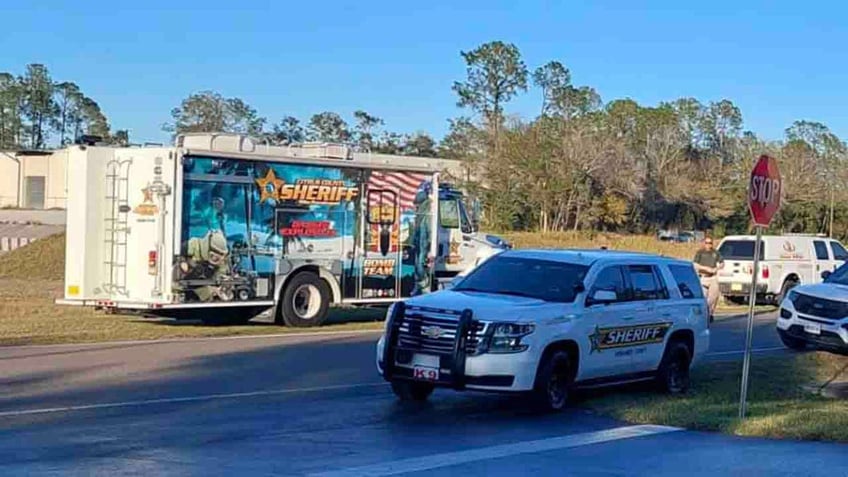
309, 424, 681, 477
0, 329, 383, 351
706, 346, 787, 357
0, 382, 388, 418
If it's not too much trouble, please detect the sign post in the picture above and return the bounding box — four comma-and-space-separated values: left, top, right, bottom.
739, 154, 782, 419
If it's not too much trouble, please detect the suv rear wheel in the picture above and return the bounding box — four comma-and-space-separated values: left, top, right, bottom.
532, 350, 573, 412
656, 341, 691, 394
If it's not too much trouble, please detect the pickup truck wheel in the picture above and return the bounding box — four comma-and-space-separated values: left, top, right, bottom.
532, 351, 573, 412
778, 330, 807, 351
391, 381, 434, 402
656, 341, 691, 394
278, 272, 330, 327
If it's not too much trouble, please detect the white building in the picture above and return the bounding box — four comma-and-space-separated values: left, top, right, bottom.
0, 149, 70, 209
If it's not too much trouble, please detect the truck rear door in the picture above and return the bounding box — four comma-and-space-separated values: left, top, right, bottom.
717, 239, 762, 294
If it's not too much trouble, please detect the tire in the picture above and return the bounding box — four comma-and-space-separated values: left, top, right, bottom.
277, 272, 331, 327
778, 330, 807, 351
656, 341, 691, 394
391, 381, 434, 402
532, 350, 573, 412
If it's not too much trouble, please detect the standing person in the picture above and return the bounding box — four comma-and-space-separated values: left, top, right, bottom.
693, 237, 723, 320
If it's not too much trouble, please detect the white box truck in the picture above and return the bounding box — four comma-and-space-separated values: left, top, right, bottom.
58, 133, 509, 326
717, 234, 848, 305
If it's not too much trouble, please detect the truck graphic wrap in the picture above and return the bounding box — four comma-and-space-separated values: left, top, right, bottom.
173, 156, 433, 304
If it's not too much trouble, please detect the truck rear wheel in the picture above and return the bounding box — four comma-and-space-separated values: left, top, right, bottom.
278, 272, 330, 327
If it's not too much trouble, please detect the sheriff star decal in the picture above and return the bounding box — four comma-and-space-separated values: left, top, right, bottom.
589, 323, 672, 354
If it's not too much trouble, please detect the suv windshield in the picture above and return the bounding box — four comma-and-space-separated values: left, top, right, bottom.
454, 256, 589, 303
718, 240, 764, 260
825, 263, 848, 286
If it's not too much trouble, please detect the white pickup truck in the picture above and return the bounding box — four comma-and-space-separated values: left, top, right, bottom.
717, 234, 848, 305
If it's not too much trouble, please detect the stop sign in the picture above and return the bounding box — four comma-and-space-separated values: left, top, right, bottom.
748, 154, 782, 227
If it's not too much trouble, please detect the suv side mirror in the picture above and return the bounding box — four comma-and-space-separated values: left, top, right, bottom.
589, 289, 617, 305
821, 270, 832, 281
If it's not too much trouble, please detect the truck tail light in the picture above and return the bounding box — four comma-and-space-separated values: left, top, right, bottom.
148, 250, 157, 275
762, 265, 769, 279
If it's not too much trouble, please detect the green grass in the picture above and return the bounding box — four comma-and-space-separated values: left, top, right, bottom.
501, 231, 700, 260
0, 232, 66, 280
0, 230, 757, 345
585, 352, 848, 442
0, 278, 383, 346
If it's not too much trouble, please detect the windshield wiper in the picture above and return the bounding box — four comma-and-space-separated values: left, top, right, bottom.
454, 287, 492, 293
492, 290, 539, 299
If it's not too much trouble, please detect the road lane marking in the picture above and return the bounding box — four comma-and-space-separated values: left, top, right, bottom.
706, 346, 786, 357
0, 382, 388, 418
0, 329, 384, 351
309, 424, 681, 477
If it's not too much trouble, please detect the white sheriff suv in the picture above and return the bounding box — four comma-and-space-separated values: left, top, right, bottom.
375, 249, 710, 411
777, 261, 848, 355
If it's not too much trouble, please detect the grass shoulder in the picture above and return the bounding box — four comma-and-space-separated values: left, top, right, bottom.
0, 278, 384, 346
584, 352, 848, 442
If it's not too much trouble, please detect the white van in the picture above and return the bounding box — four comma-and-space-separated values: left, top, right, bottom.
716, 234, 848, 305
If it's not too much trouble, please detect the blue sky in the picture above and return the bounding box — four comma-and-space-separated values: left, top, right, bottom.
2, 0, 846, 145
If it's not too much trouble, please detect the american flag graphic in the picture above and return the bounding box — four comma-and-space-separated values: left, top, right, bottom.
366, 171, 430, 211
365, 171, 429, 255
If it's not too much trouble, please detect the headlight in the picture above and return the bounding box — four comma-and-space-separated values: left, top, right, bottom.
481, 322, 534, 354
787, 290, 798, 303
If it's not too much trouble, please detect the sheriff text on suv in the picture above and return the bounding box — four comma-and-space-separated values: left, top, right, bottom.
375, 249, 710, 411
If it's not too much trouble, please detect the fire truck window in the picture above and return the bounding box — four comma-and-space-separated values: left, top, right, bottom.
439, 200, 460, 229
458, 201, 473, 233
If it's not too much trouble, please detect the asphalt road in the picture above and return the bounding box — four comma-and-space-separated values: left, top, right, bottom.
0, 312, 844, 476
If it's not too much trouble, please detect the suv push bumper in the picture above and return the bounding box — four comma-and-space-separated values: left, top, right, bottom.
377, 303, 537, 392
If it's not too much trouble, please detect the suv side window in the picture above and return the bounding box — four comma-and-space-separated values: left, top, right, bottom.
588, 266, 628, 304
814, 240, 830, 260
669, 264, 704, 299
627, 265, 663, 301
831, 241, 848, 261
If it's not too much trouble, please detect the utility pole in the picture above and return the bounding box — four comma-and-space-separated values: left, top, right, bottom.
829, 186, 835, 238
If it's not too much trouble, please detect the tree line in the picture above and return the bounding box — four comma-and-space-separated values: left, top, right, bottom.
0, 64, 127, 150
164, 91, 439, 157
164, 42, 848, 237
441, 41, 848, 238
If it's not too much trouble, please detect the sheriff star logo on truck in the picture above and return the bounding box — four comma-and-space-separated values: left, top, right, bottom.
255, 169, 358, 205
589, 322, 672, 354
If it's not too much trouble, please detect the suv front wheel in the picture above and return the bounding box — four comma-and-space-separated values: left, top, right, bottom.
532, 350, 573, 412
656, 341, 691, 394
391, 381, 435, 402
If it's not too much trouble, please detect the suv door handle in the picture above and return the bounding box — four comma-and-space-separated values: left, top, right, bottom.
622, 316, 635, 321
